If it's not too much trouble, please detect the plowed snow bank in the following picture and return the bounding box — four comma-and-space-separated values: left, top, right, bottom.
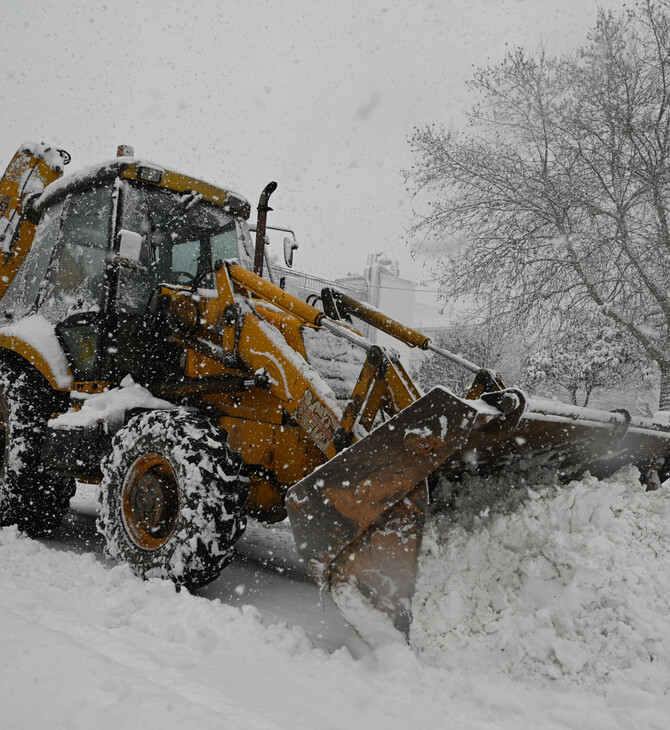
3, 469, 670, 728
412, 466, 670, 689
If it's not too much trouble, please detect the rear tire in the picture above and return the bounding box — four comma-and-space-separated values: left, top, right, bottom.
0, 360, 75, 536
97, 410, 248, 589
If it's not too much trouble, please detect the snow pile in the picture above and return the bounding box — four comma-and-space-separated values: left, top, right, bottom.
412, 465, 670, 688
49, 375, 175, 429
4, 473, 670, 727
0, 526, 317, 730
0, 314, 72, 388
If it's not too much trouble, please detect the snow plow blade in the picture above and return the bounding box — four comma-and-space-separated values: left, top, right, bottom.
286, 386, 670, 641
438, 397, 670, 485
285, 386, 493, 639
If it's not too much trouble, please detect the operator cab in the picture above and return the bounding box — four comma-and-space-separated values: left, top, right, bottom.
0, 159, 254, 383
120, 180, 255, 289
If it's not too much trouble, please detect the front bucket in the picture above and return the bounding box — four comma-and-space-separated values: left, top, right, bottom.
286, 385, 670, 641
285, 387, 490, 638
437, 397, 670, 485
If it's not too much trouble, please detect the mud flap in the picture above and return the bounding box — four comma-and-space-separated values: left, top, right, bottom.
285, 387, 490, 641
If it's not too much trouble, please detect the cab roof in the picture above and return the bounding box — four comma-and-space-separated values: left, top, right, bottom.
37, 158, 251, 220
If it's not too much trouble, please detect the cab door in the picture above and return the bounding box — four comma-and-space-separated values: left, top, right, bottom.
39, 184, 114, 379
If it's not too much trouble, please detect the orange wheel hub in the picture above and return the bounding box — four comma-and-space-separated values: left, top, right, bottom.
121, 453, 180, 550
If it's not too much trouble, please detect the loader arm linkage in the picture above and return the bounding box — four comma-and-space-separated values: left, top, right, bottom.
222, 263, 424, 456
158, 259, 670, 642
219, 264, 531, 637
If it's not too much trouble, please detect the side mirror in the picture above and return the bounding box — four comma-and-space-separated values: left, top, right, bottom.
116, 229, 143, 262
283, 236, 299, 268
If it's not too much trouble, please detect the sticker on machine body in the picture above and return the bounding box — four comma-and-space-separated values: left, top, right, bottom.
293, 389, 338, 454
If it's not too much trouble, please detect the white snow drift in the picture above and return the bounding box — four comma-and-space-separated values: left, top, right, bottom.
2, 467, 670, 729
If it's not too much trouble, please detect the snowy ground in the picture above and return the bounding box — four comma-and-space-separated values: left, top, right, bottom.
2, 469, 670, 729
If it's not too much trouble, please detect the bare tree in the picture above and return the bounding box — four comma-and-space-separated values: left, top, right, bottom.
407, 1, 670, 408
522, 309, 643, 407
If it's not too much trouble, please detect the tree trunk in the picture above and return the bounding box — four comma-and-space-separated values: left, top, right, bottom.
570, 387, 578, 406
659, 361, 670, 411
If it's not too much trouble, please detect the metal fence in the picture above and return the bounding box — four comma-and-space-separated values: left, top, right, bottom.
273, 266, 369, 302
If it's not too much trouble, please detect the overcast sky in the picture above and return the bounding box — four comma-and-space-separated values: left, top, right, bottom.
1, 0, 621, 282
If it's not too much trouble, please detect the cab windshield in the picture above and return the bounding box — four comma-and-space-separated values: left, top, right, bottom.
123, 183, 251, 287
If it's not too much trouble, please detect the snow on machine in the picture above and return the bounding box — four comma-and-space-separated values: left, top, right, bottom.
0, 142, 668, 641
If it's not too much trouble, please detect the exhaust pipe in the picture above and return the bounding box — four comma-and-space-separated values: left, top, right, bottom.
254, 181, 277, 277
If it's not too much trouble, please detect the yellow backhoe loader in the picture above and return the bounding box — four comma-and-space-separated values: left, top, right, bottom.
0, 142, 668, 641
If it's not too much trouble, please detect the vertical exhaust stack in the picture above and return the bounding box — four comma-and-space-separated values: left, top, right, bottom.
254, 181, 277, 277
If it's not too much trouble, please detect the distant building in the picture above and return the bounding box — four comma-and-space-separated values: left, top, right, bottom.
275, 253, 454, 367
336, 253, 416, 350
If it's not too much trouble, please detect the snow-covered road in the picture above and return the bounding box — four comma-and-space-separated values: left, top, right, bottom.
57, 485, 369, 657
2, 472, 670, 729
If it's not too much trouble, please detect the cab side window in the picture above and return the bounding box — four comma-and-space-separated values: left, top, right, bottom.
40, 185, 112, 323
0, 200, 65, 319
211, 227, 240, 265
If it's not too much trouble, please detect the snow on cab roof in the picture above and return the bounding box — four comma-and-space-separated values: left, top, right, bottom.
37, 156, 251, 219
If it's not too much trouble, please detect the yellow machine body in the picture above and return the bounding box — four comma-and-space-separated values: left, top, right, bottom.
1, 143, 669, 640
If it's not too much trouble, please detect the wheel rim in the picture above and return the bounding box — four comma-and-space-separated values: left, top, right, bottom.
121, 453, 180, 550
